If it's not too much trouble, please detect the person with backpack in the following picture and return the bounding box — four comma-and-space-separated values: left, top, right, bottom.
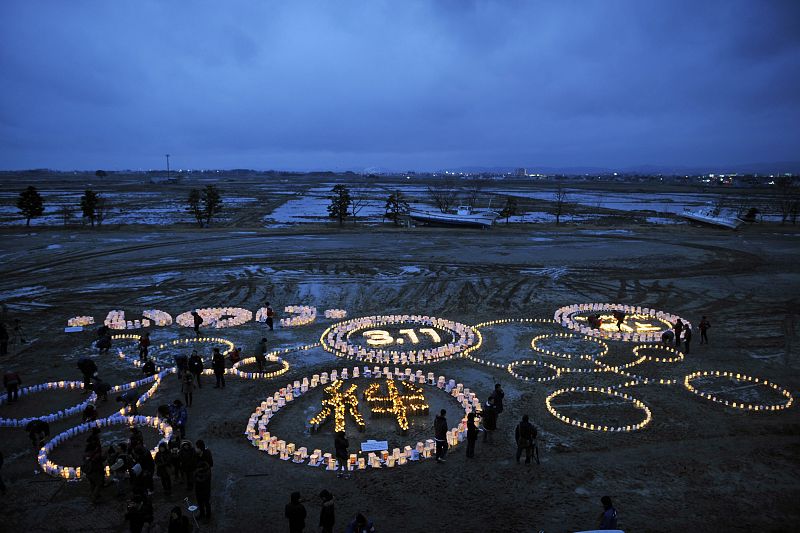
211, 348, 225, 388
188, 350, 203, 388
514, 414, 538, 465
434, 408, 449, 463
699, 316, 711, 345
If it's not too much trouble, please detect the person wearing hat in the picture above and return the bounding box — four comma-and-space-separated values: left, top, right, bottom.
319, 489, 335, 533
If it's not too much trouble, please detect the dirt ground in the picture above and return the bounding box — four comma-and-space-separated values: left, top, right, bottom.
0, 183, 799, 532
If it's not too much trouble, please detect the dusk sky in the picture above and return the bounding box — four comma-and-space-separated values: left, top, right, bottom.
1, 1, 798, 172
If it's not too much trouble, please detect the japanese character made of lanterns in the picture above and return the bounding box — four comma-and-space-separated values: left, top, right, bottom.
0, 380, 97, 428
554, 303, 688, 342
363, 379, 429, 434
320, 314, 479, 365
105, 310, 151, 330
38, 415, 173, 479
280, 305, 317, 327
245, 368, 479, 471
142, 309, 173, 327
545, 386, 653, 432
309, 380, 366, 433
683, 370, 794, 411
175, 307, 253, 329
324, 309, 347, 319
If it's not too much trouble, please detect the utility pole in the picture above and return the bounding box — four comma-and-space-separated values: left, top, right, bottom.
165, 154, 171, 180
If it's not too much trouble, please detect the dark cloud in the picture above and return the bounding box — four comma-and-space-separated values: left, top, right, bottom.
0, 0, 798, 170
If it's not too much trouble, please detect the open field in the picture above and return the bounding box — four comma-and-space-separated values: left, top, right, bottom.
0, 176, 799, 532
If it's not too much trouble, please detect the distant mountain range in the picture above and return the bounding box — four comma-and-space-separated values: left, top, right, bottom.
440, 162, 800, 176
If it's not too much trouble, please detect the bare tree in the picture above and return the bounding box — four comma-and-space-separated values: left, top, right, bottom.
427, 178, 459, 213
349, 191, 369, 224
95, 197, 111, 226
553, 185, 568, 224
465, 178, 486, 208
58, 204, 74, 226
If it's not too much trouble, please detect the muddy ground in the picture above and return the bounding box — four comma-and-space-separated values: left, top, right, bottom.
0, 193, 799, 532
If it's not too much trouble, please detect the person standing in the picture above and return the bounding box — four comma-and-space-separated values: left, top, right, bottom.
195, 460, 212, 520
683, 326, 692, 354
465, 412, 478, 458
155, 442, 172, 496
138, 332, 151, 361
345, 513, 375, 533
11, 319, 26, 348
84, 438, 105, 503
265, 302, 275, 331
491, 383, 505, 415
434, 409, 448, 463
3, 369, 20, 403
0, 322, 8, 356
514, 415, 537, 465
181, 371, 195, 407
179, 441, 197, 490
699, 316, 711, 345
254, 337, 268, 373
598, 496, 618, 529
124, 493, 154, 533
334, 431, 350, 479
674, 319, 683, 348
196, 439, 213, 468
171, 399, 188, 438
191, 311, 203, 337
212, 348, 225, 388
318, 489, 335, 533
188, 350, 203, 388
482, 398, 498, 443
285, 491, 307, 533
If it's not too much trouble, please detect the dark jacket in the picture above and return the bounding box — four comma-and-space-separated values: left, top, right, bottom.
482, 404, 498, 431
195, 463, 212, 500
334, 434, 349, 460
515, 420, 537, 445
433, 414, 448, 440
78, 358, 97, 376
179, 446, 197, 473
212, 352, 225, 373
491, 388, 505, 413
285, 502, 307, 532
199, 448, 213, 468
188, 355, 203, 374
124, 500, 153, 533
466, 420, 478, 442
319, 498, 335, 529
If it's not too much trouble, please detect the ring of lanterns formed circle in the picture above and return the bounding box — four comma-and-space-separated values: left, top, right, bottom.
38, 414, 173, 480
554, 303, 687, 342
112, 334, 234, 375
530, 332, 609, 360
175, 307, 253, 329
228, 343, 306, 380
545, 386, 653, 432
245, 366, 480, 470
683, 370, 794, 411
0, 381, 97, 428
321, 315, 479, 365
506, 359, 562, 382
464, 318, 556, 369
